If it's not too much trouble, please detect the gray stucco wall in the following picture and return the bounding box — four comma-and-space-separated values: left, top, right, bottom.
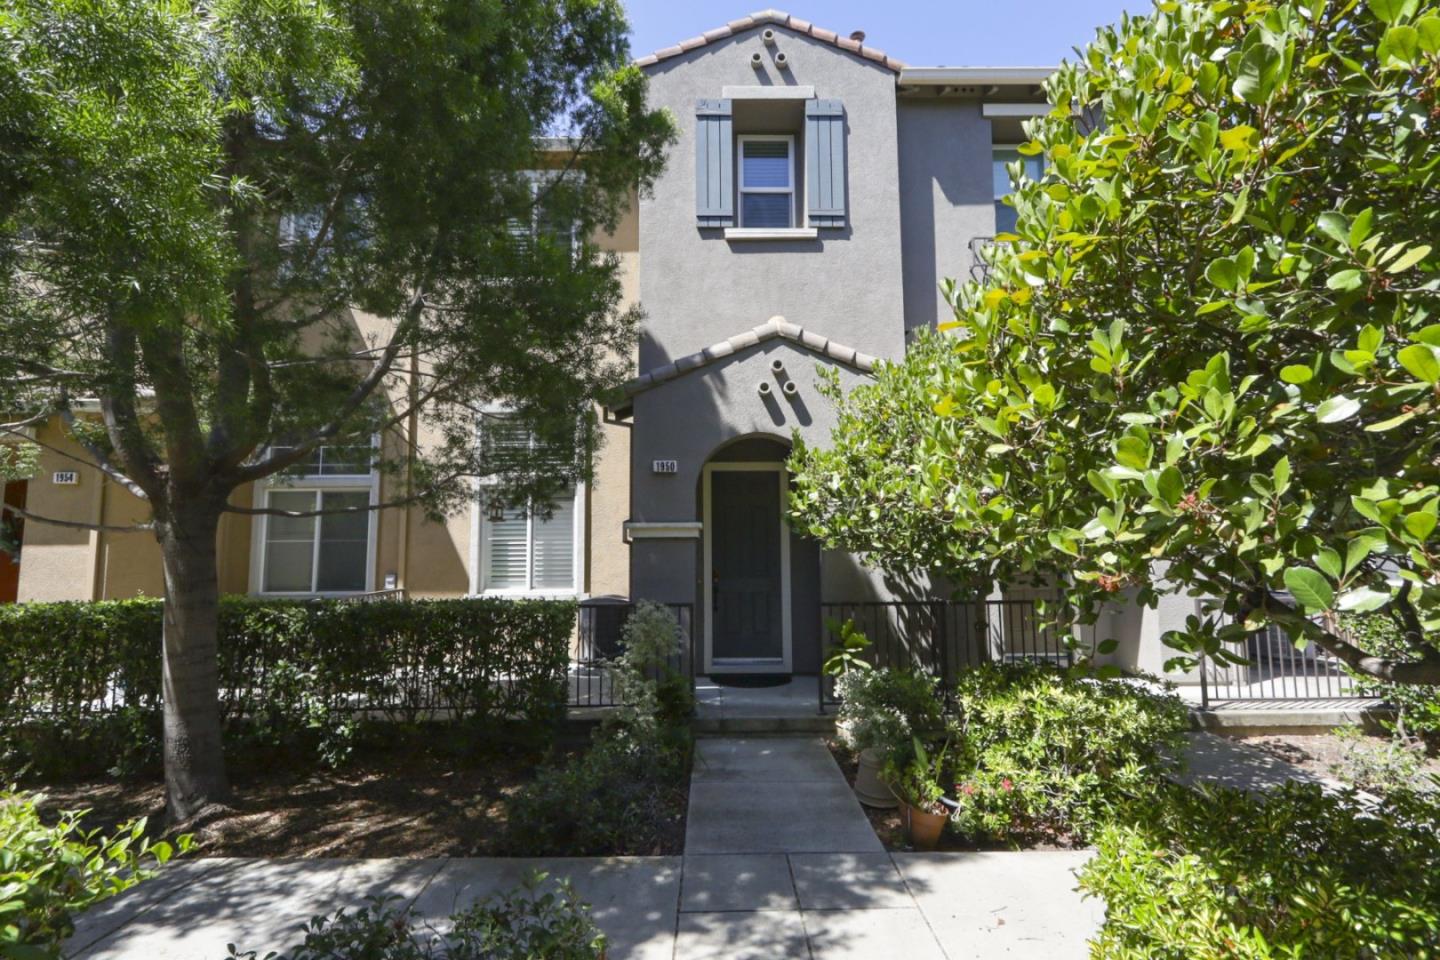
896, 99, 998, 333
638, 25, 906, 368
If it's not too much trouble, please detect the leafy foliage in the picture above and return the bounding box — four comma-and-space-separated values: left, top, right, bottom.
789, 0, 1440, 683
0, 791, 189, 956
0, 597, 574, 779
1344, 613, 1440, 741
948, 663, 1188, 842
502, 725, 691, 857
227, 873, 605, 960
1079, 782, 1440, 959
606, 601, 687, 733
833, 668, 945, 758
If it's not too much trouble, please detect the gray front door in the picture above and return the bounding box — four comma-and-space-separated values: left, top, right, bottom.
710, 470, 783, 664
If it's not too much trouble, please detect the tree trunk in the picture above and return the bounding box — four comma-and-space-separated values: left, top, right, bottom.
157, 503, 230, 821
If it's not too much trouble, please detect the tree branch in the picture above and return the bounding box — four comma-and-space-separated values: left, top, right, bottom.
2, 502, 153, 533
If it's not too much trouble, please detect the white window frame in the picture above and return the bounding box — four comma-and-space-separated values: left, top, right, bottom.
737, 135, 797, 229
248, 438, 380, 597
515, 170, 582, 256
992, 143, 1045, 231
468, 407, 586, 599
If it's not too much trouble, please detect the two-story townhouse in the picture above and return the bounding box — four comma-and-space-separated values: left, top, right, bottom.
7, 10, 1335, 705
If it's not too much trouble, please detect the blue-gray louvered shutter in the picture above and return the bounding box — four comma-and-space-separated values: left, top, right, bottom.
695, 99, 734, 228
806, 99, 847, 228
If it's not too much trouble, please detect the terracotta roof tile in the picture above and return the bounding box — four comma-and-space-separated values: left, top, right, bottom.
635, 10, 905, 73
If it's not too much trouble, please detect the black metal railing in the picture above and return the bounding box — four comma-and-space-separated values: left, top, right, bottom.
1199, 622, 1377, 707
818, 598, 1072, 711
569, 602, 694, 709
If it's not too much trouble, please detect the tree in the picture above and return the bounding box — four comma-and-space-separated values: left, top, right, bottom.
0, 0, 673, 819
789, 0, 1440, 684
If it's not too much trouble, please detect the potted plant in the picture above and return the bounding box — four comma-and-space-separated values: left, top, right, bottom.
883, 736, 952, 851
832, 664, 944, 809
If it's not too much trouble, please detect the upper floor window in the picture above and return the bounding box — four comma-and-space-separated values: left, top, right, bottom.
272, 441, 375, 478
993, 146, 1045, 235
509, 172, 579, 254
738, 136, 795, 229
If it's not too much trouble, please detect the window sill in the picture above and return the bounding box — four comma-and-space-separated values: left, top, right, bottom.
470, 590, 585, 601
724, 227, 818, 241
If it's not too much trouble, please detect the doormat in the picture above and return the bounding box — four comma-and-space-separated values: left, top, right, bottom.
711, 674, 791, 688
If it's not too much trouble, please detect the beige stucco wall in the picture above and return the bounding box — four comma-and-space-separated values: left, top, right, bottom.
11, 181, 639, 604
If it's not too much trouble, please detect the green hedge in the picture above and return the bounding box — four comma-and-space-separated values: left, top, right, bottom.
0, 597, 575, 778
1079, 782, 1440, 959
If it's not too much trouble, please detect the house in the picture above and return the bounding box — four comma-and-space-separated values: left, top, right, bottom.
0, 11, 1357, 706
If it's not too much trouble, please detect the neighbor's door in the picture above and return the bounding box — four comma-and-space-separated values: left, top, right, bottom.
0, 480, 26, 604
710, 470, 783, 665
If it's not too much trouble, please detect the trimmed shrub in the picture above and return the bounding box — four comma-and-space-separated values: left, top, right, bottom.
948, 662, 1188, 843
228, 872, 605, 960
0, 790, 189, 956
0, 597, 575, 779
503, 726, 692, 857
1079, 782, 1440, 959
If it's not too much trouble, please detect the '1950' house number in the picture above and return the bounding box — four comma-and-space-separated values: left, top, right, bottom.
652, 460, 678, 475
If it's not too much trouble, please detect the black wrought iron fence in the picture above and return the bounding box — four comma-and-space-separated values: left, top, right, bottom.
1199, 622, 1377, 706
818, 598, 1072, 711
570, 601, 694, 709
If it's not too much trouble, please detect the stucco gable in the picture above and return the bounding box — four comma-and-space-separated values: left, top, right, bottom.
616, 316, 877, 408
634, 10, 906, 73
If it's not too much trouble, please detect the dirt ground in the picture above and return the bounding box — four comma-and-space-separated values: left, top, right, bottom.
30, 732, 626, 859
1232, 730, 1440, 792
825, 740, 1080, 852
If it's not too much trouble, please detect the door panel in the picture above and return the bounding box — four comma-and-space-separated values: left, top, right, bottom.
711, 470, 783, 662
0, 480, 26, 604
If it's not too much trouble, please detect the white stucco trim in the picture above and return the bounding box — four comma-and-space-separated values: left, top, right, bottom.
624, 521, 704, 541
702, 462, 792, 675
982, 102, 1052, 118
721, 84, 816, 100
724, 227, 818, 241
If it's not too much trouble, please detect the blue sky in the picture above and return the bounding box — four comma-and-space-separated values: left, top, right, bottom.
624, 0, 1143, 68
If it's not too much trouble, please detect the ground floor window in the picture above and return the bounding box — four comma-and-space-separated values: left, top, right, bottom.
261, 488, 372, 594
478, 492, 577, 593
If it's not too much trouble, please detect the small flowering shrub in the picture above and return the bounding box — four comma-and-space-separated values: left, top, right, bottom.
833, 669, 944, 759
948, 662, 1188, 843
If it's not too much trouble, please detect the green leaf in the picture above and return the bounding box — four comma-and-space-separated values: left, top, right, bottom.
1315, 211, 1349, 246
1219, 125, 1258, 152
1379, 25, 1421, 67
1315, 395, 1361, 423
1273, 456, 1291, 493
1316, 546, 1342, 580
1234, 43, 1283, 104
1348, 208, 1374, 249
1086, 469, 1118, 499
1397, 344, 1440, 384
1279, 364, 1314, 384
1385, 243, 1431, 273
1417, 16, 1440, 53
1368, 0, 1417, 24
1156, 465, 1184, 506
1283, 567, 1335, 612
1337, 587, 1391, 613
1326, 269, 1365, 291
1404, 511, 1437, 541
1205, 257, 1240, 292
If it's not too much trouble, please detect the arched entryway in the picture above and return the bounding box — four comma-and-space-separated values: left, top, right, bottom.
698, 436, 821, 676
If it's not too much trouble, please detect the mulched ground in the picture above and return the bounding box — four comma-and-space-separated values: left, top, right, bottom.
825, 739, 1082, 853
30, 728, 685, 859
1232, 730, 1440, 792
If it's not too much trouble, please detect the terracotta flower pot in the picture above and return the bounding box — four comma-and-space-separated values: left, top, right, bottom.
898, 799, 948, 851
853, 747, 898, 808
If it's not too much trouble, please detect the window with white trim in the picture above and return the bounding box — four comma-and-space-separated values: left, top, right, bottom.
507, 172, 580, 255
261, 489, 370, 593
738, 136, 795, 229
475, 415, 580, 595
256, 441, 377, 595
993, 146, 1045, 235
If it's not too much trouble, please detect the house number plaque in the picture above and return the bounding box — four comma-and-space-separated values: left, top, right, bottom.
52, 471, 79, 485
652, 459, 678, 475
